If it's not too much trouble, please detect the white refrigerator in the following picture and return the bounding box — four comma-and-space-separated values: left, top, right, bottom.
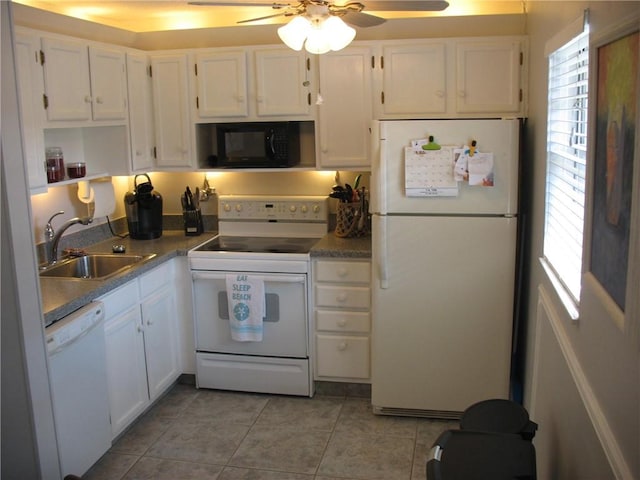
370, 119, 520, 418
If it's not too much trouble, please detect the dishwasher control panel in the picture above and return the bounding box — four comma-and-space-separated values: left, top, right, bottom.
45, 301, 104, 355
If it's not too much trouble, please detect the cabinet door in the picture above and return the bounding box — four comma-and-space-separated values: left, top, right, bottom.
104, 306, 148, 439
456, 40, 522, 114
318, 46, 373, 169
255, 48, 310, 117
41, 37, 92, 121
88, 46, 127, 120
195, 50, 248, 118
151, 54, 192, 168
141, 285, 180, 402
14, 32, 47, 191
126, 53, 155, 172
380, 42, 446, 115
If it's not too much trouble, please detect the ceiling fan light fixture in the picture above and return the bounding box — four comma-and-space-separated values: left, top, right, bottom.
305, 20, 332, 54
323, 16, 356, 51
277, 16, 311, 51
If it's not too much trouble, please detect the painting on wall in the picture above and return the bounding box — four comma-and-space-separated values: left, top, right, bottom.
590, 30, 638, 311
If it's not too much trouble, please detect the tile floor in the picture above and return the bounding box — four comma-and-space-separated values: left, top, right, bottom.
84, 382, 458, 480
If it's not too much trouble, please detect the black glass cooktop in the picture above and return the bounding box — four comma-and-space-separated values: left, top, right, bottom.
195, 236, 319, 254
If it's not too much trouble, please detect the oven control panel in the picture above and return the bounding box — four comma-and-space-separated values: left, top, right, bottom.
218, 195, 329, 222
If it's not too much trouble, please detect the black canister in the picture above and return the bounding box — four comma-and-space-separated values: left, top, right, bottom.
124, 174, 163, 239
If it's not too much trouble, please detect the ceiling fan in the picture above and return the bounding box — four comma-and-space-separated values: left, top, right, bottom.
189, 1, 450, 28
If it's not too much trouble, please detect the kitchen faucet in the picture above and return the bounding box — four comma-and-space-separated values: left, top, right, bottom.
44, 211, 93, 265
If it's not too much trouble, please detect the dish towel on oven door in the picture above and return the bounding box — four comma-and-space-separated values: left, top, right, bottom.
225, 274, 266, 341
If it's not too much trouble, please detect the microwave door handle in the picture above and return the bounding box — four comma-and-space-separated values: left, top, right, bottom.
266, 129, 276, 158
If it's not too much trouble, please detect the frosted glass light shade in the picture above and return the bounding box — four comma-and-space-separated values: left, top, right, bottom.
323, 16, 356, 51
277, 16, 311, 51
305, 23, 331, 54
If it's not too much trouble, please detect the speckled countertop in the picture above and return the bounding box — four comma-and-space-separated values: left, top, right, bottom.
40, 231, 216, 326
41, 230, 371, 326
310, 233, 372, 258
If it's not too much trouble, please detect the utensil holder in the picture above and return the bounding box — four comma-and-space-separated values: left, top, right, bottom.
335, 202, 368, 238
183, 208, 203, 236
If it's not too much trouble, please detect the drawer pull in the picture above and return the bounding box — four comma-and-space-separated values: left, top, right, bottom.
338, 341, 348, 351
337, 267, 348, 277
336, 293, 348, 303
337, 319, 347, 328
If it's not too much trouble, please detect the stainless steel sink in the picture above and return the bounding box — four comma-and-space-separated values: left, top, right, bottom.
40, 253, 156, 280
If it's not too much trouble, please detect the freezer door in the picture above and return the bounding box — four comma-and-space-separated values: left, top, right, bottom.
371, 215, 516, 414
371, 119, 520, 216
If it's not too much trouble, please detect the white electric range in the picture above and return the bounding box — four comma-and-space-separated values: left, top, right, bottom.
188, 195, 329, 396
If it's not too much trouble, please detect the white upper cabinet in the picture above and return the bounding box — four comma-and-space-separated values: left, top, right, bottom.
455, 39, 524, 114
192, 46, 314, 122
88, 46, 128, 120
378, 41, 446, 116
14, 32, 47, 191
126, 52, 155, 172
254, 47, 311, 117
195, 50, 248, 118
317, 45, 374, 169
150, 53, 193, 169
41, 37, 127, 123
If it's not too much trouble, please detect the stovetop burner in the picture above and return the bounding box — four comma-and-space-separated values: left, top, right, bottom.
195, 236, 319, 254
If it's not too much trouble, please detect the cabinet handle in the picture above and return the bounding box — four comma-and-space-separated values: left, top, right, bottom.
84, 95, 92, 103
338, 341, 348, 351
257, 96, 264, 103
337, 319, 347, 328
147, 319, 153, 326
337, 267, 348, 277
336, 293, 348, 303
457, 90, 466, 98
95, 96, 104, 104
236, 95, 245, 103
137, 325, 143, 333
436, 90, 445, 98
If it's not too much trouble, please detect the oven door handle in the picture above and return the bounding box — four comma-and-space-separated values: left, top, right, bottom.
192, 272, 306, 284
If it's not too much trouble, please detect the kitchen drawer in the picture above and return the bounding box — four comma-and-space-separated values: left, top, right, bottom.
139, 260, 173, 298
99, 281, 139, 319
316, 310, 370, 333
315, 285, 371, 309
314, 260, 371, 284
315, 334, 370, 379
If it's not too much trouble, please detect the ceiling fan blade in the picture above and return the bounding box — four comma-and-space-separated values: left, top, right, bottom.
342, 11, 386, 27
189, 1, 292, 7
360, 1, 449, 12
236, 12, 289, 23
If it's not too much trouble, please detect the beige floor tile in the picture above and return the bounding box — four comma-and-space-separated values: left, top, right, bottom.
122, 457, 223, 479
229, 425, 331, 474
146, 419, 250, 464
318, 430, 415, 480
150, 383, 199, 418
181, 389, 269, 425
255, 395, 343, 431
110, 414, 174, 456
83, 452, 139, 480
219, 466, 314, 479
336, 398, 418, 438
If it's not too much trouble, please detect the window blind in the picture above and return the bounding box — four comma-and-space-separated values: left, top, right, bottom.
543, 27, 589, 303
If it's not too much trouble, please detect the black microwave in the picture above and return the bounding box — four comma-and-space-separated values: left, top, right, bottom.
207, 122, 300, 168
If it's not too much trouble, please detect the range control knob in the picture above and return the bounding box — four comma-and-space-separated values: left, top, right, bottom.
301, 205, 308, 213
235, 204, 243, 212
223, 203, 231, 212
313, 204, 321, 213
289, 205, 297, 213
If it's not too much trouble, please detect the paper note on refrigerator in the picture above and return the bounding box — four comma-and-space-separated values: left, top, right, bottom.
404, 146, 458, 197
468, 152, 495, 186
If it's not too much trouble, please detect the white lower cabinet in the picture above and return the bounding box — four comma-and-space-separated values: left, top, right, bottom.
313, 259, 371, 382
102, 261, 179, 438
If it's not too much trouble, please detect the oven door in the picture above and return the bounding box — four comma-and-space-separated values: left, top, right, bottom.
192, 271, 308, 357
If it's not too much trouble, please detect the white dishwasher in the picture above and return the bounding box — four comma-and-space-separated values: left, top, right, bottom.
46, 301, 111, 477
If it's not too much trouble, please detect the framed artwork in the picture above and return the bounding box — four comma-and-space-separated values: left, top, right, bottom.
590, 29, 638, 311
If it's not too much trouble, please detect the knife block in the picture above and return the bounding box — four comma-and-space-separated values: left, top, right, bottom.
183, 208, 203, 236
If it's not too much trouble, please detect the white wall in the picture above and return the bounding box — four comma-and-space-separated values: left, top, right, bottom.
523, 2, 639, 478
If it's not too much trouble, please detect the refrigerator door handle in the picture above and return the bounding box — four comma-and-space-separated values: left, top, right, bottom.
375, 215, 389, 289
